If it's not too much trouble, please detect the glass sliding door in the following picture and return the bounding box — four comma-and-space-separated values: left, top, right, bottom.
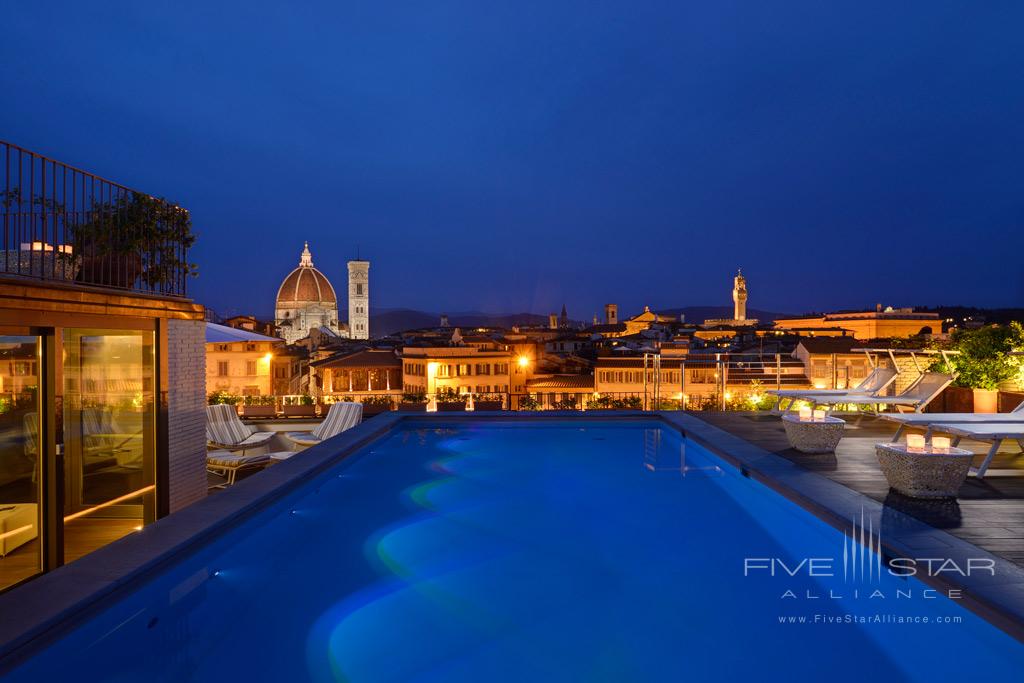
62, 329, 155, 563
0, 336, 42, 591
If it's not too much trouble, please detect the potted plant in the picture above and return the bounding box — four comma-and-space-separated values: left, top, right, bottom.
517, 395, 541, 411
208, 390, 241, 413
398, 392, 428, 412
472, 393, 504, 411
551, 397, 580, 410
435, 388, 468, 412
282, 394, 316, 418
73, 191, 196, 290
930, 324, 1022, 413
358, 395, 394, 417
587, 394, 614, 411
239, 394, 277, 418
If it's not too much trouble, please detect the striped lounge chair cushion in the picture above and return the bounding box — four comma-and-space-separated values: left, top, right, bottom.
207, 452, 270, 468
311, 403, 363, 441
206, 404, 256, 445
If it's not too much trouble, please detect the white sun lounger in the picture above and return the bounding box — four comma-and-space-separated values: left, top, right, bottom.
925, 422, 1024, 479
768, 367, 898, 412
810, 372, 954, 414
880, 400, 1024, 442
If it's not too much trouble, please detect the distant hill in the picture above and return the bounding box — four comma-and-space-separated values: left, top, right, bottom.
369, 306, 794, 336
370, 309, 552, 336
916, 306, 1024, 326
654, 306, 791, 324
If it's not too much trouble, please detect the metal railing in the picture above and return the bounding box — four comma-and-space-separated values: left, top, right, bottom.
1, 140, 192, 297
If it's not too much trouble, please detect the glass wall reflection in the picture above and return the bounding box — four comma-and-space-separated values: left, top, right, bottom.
0, 336, 41, 591
63, 329, 155, 563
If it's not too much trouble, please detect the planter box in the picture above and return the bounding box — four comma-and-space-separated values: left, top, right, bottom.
929, 386, 973, 413
361, 404, 390, 417
875, 443, 974, 499
473, 401, 503, 411
281, 405, 317, 418
239, 405, 276, 418
998, 391, 1024, 413
436, 402, 467, 412
1, 250, 79, 281
397, 403, 427, 413
973, 389, 998, 414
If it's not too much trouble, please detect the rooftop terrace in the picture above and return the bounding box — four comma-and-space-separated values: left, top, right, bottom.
695, 412, 1024, 567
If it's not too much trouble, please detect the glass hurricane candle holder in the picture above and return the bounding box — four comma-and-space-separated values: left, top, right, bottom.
931, 436, 951, 453
799, 407, 812, 421
907, 434, 926, 453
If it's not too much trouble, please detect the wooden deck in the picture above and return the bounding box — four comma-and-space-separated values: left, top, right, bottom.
0, 519, 139, 592
693, 412, 1024, 567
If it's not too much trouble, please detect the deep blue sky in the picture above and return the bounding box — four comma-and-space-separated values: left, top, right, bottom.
3, 1, 1022, 320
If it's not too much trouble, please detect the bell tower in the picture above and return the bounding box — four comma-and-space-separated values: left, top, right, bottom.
347, 259, 370, 339
732, 268, 748, 322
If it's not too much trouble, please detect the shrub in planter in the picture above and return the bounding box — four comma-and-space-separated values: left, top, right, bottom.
436, 389, 468, 412
517, 395, 541, 411
282, 394, 316, 417
398, 392, 428, 412
550, 398, 580, 410
73, 192, 196, 290
358, 395, 394, 416
208, 390, 240, 406
239, 395, 277, 417
472, 393, 504, 411
930, 323, 1024, 413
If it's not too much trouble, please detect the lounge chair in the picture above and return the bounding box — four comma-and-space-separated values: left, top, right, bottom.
810, 372, 954, 414
880, 400, 1024, 442
206, 450, 271, 487
925, 422, 1024, 478
206, 404, 275, 453
284, 402, 362, 449
768, 367, 898, 412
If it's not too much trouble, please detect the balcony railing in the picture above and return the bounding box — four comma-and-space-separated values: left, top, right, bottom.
1, 140, 192, 297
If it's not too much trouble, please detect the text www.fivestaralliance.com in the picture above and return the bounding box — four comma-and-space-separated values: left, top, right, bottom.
778, 614, 962, 625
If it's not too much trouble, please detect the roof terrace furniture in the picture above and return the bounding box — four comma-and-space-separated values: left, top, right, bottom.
924, 422, 1024, 479
879, 399, 1024, 443
768, 367, 898, 412
875, 441, 975, 498
781, 414, 846, 453
284, 402, 362, 449
206, 450, 271, 487
205, 404, 275, 454
809, 372, 954, 414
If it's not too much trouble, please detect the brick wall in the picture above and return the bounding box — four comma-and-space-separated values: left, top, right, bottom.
167, 319, 207, 512
878, 355, 927, 395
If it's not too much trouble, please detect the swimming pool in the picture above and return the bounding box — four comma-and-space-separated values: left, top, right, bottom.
3, 419, 1024, 681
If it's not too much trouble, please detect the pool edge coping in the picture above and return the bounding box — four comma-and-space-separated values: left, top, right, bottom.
0, 410, 1022, 669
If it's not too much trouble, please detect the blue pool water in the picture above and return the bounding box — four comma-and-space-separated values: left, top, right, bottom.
7, 421, 1024, 681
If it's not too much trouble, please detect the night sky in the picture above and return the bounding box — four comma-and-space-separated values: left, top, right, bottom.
3, 2, 1022, 320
